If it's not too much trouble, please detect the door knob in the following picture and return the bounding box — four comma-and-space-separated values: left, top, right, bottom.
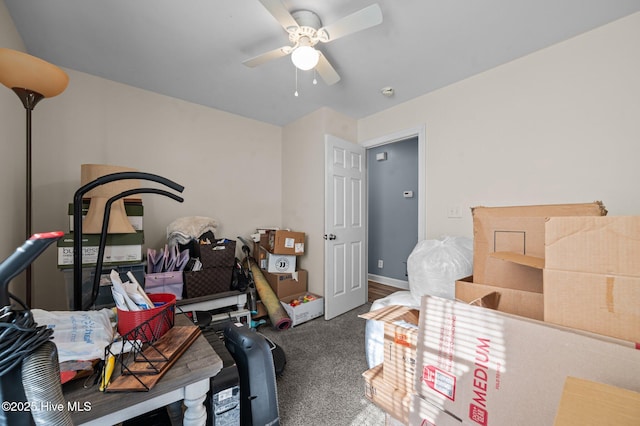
323, 234, 337, 240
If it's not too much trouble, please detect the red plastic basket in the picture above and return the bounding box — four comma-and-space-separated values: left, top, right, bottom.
117, 293, 176, 342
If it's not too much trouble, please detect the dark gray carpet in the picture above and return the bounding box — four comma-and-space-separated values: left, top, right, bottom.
258, 303, 385, 426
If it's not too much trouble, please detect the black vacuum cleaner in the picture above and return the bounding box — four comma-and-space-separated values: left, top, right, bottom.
0, 231, 72, 426
223, 322, 280, 426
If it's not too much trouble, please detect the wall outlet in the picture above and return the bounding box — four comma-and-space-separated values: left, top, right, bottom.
447, 205, 463, 218
377, 259, 384, 268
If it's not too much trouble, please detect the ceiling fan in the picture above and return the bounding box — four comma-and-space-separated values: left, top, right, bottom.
243, 0, 383, 86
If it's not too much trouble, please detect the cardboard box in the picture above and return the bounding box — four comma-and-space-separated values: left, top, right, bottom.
471, 202, 606, 292
261, 269, 308, 299
543, 216, 640, 343
262, 251, 297, 274
553, 377, 640, 426
362, 364, 412, 425
57, 232, 144, 266
68, 201, 143, 231
409, 394, 463, 426
414, 295, 640, 426
360, 305, 420, 392
280, 293, 323, 326
455, 276, 544, 321
267, 230, 305, 255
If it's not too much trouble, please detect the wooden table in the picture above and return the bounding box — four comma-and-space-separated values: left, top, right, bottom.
63, 314, 222, 426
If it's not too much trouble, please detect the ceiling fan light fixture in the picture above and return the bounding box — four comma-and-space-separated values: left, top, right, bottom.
291, 45, 320, 71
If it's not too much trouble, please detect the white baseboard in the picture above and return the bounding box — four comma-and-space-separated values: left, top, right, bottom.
367, 274, 409, 290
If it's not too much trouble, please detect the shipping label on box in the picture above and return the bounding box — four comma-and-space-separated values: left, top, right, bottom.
280, 293, 323, 326
414, 295, 640, 426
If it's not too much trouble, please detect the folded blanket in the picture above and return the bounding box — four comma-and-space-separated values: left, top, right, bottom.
167, 216, 218, 246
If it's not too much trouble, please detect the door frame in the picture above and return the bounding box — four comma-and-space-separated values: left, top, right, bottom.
362, 125, 426, 287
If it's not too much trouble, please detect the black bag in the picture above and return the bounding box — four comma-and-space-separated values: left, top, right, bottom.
230, 257, 250, 293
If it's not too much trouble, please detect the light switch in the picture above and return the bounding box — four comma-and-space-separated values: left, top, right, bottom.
403, 191, 414, 198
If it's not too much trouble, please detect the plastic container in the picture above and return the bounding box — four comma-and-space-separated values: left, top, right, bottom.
117, 293, 176, 342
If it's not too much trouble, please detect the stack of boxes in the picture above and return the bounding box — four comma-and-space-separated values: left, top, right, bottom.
253, 229, 323, 326
362, 202, 640, 425
58, 199, 145, 309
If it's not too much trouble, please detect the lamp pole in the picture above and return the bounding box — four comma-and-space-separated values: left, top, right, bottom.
13, 88, 45, 305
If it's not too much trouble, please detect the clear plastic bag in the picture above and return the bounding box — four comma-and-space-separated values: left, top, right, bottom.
32, 308, 115, 362
407, 236, 473, 300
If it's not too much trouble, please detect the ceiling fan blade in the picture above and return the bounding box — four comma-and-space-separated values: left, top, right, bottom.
243, 46, 292, 68
318, 4, 383, 42
258, 0, 299, 32
316, 53, 340, 86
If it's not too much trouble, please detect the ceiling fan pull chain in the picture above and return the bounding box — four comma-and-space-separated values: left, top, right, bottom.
313, 69, 318, 85
294, 66, 299, 97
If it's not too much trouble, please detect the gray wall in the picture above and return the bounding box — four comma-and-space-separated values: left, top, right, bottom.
367, 137, 419, 281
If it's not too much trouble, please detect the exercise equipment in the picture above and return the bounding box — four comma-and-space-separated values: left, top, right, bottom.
223, 322, 280, 426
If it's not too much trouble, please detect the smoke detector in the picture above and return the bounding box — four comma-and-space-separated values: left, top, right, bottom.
381, 86, 394, 97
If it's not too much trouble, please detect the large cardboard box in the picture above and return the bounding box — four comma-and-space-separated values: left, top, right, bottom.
262, 269, 308, 299
553, 377, 640, 426
362, 364, 412, 425
455, 276, 544, 321
414, 295, 640, 426
267, 230, 305, 255
471, 202, 606, 292
359, 305, 420, 392
543, 216, 640, 343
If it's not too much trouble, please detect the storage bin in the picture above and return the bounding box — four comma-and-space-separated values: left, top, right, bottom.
199, 239, 236, 268
117, 293, 175, 342
183, 267, 233, 298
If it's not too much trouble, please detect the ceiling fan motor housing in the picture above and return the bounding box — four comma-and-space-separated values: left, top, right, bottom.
288, 10, 328, 45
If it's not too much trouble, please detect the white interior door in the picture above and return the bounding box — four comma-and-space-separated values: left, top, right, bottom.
324, 135, 367, 320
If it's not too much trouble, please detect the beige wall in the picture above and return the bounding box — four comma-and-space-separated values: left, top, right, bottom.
282, 108, 357, 295
359, 12, 640, 240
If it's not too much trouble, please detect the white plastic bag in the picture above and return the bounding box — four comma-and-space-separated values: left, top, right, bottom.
32, 308, 115, 362
407, 236, 473, 300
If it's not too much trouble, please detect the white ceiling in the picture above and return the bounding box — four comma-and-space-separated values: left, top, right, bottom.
5, 0, 640, 126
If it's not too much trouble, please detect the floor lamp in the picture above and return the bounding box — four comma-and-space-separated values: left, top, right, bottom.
0, 48, 69, 307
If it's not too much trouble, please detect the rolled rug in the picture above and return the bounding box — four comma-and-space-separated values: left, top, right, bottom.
249, 260, 292, 330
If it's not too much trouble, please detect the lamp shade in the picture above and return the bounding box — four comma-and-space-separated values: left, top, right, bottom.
0, 48, 68, 98
80, 164, 140, 234
291, 46, 320, 71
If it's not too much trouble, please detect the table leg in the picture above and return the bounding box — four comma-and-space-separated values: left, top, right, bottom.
182, 379, 209, 426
